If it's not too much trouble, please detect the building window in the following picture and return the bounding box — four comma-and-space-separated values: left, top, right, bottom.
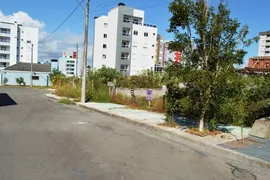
144, 32, 148, 37
21, 55, 23, 57
134, 31, 138, 36
104, 34, 107, 38
152, 44, 154, 47
121, 53, 129, 60
122, 41, 130, 48
103, 44, 107, 49
104, 23, 108, 27
266, 40, 270, 43
32, 76, 39, 80
21, 47, 23, 49
266, 51, 270, 54
27, 40, 31, 43
102, 54, 106, 59
143, 46, 147, 49
153, 33, 156, 36
152, 56, 154, 59
120, 64, 128, 73
266, 46, 270, 48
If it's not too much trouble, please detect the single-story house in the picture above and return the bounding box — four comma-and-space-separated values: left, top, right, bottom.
0, 63, 51, 86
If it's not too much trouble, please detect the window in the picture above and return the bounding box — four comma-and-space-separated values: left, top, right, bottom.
144, 32, 148, 37
123, 16, 129, 23
265, 51, 270, 53
266, 46, 270, 48
104, 23, 108, 27
21, 47, 23, 49
134, 31, 138, 35
152, 44, 155, 47
143, 46, 147, 49
152, 56, 154, 59
102, 54, 106, 59
133, 19, 139, 24
122, 41, 130, 48
27, 40, 31, 43
120, 64, 128, 73
22, 31, 24, 33
122, 28, 131, 36
21, 55, 23, 57
267, 35, 270, 37
121, 53, 129, 60
103, 44, 107, 48
103, 34, 107, 38
266, 40, 270, 43
153, 33, 156, 36
133, 45, 137, 48
32, 76, 39, 80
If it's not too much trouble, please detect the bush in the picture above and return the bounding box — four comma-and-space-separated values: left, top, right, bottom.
16, 77, 26, 86
55, 84, 81, 99
3, 77, 8, 84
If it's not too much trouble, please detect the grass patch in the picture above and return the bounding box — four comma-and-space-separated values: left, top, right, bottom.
58, 98, 75, 105
112, 93, 166, 113
186, 128, 221, 137
159, 121, 179, 128
55, 84, 81, 99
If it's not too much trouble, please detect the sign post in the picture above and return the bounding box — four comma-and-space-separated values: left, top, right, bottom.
146, 89, 153, 107
162, 85, 167, 110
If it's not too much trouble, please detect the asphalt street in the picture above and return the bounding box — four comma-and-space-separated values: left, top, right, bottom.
0, 87, 269, 180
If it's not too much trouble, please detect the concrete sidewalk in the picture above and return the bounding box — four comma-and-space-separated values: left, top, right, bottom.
45, 93, 270, 170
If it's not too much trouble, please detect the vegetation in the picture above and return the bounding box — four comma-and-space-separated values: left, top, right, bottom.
166, 0, 260, 131
3, 77, 8, 84
58, 98, 75, 105
16, 77, 26, 86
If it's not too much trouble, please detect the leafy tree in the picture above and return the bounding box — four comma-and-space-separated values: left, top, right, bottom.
167, 0, 257, 131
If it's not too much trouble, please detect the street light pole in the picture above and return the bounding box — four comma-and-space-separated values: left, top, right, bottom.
30, 43, 33, 87
81, 0, 90, 103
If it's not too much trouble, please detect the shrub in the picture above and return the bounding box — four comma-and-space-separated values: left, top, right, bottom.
55, 84, 81, 99
16, 77, 26, 86
3, 77, 8, 84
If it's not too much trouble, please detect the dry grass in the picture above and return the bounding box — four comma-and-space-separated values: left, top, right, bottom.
58, 98, 75, 105
158, 121, 179, 128
112, 93, 166, 113
186, 128, 221, 137
55, 84, 81, 99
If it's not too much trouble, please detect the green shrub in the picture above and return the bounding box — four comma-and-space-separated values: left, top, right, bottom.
16, 77, 26, 86
3, 77, 8, 84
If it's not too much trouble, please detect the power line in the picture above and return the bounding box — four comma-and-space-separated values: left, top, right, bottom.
39, 0, 85, 43
76, 0, 85, 10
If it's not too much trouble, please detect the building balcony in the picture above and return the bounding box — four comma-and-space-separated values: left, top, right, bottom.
0, 58, 10, 63
122, 33, 131, 36
121, 57, 129, 60
0, 41, 10, 46
121, 45, 130, 48
0, 32, 10, 37
0, 50, 10, 54
122, 20, 157, 28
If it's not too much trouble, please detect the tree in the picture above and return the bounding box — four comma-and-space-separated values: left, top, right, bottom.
167, 0, 257, 131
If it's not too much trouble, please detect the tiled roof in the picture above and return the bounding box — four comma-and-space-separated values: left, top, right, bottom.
4, 63, 51, 72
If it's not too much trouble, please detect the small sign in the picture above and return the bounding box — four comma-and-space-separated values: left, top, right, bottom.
146, 89, 152, 101
162, 85, 167, 95
107, 81, 115, 87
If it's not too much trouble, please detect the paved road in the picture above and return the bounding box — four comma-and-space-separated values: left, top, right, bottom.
0, 87, 269, 180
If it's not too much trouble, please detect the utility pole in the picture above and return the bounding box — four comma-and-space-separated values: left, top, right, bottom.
81, 0, 90, 103
30, 43, 33, 87
76, 43, 78, 77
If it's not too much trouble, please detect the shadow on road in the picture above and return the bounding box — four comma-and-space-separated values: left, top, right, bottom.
0, 93, 17, 107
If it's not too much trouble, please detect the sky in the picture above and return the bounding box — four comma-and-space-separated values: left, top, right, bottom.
0, 0, 269, 66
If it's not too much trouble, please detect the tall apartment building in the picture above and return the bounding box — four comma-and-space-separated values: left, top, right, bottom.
155, 35, 181, 71
92, 3, 157, 76
58, 51, 83, 77
0, 21, 38, 70
258, 30, 270, 56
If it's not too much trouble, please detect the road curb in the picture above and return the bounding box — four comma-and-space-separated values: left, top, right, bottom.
45, 94, 270, 170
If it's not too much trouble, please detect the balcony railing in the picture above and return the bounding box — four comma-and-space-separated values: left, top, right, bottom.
123, 20, 156, 28
122, 33, 131, 36
121, 57, 129, 60
121, 45, 130, 48
0, 40, 10, 43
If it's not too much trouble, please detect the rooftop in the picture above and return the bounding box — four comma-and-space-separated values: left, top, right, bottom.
259, 31, 270, 36
3, 63, 51, 72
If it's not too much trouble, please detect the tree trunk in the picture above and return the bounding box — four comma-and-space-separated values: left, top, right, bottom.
199, 116, 205, 132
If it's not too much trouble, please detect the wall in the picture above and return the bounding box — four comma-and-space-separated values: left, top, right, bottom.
0, 71, 50, 86
116, 88, 163, 98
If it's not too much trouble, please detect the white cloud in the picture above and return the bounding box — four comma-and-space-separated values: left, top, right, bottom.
0, 10, 92, 64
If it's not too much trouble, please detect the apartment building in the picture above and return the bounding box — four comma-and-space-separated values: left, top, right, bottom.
58, 51, 83, 77
258, 30, 270, 56
154, 35, 182, 71
92, 3, 157, 76
0, 21, 38, 70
